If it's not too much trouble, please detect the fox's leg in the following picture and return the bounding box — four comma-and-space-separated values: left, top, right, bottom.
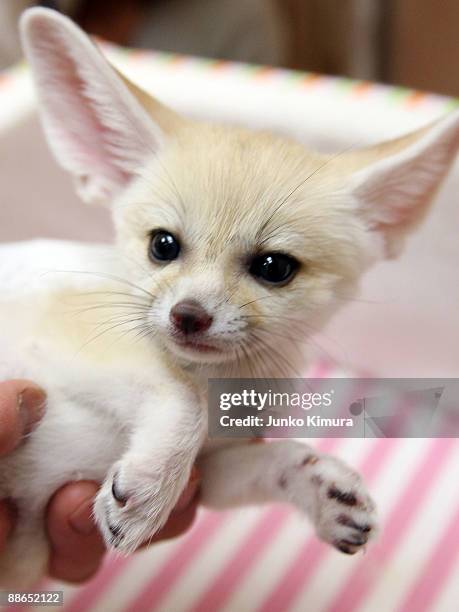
93, 381, 206, 553
198, 440, 377, 554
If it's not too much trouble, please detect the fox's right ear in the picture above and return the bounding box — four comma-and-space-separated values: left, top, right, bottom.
20, 7, 182, 205
345, 109, 459, 257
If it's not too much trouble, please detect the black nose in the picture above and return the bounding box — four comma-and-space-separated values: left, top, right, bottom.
170, 300, 213, 334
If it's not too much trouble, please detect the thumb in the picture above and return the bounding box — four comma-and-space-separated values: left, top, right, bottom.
47, 481, 106, 583
0, 380, 46, 456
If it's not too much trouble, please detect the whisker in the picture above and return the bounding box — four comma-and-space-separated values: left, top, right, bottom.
254, 337, 296, 378
85, 314, 147, 334
238, 295, 276, 309
252, 318, 345, 369
74, 290, 151, 302
334, 294, 391, 305
115, 251, 152, 277
74, 317, 149, 355
256, 142, 360, 242
67, 303, 151, 317
42, 269, 156, 300
240, 314, 306, 325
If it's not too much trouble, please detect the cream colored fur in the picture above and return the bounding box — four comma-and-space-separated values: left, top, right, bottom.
1, 7, 459, 586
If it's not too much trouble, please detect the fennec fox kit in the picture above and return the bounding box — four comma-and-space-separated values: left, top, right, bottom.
1, 7, 458, 587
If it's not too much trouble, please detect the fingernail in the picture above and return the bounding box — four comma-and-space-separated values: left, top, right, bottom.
69, 498, 96, 536
18, 386, 47, 434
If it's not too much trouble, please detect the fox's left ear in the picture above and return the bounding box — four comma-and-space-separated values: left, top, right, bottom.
348, 109, 459, 257
20, 7, 182, 206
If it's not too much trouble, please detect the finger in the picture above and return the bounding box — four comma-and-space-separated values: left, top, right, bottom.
0, 380, 46, 456
47, 481, 105, 583
142, 466, 201, 547
0, 501, 15, 552
171, 465, 201, 514
149, 500, 199, 543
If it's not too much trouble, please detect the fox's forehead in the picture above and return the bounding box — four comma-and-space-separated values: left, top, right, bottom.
132, 124, 343, 255
164, 123, 325, 200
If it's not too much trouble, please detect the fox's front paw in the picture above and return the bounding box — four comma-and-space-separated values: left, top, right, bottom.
281, 449, 377, 554
308, 456, 377, 554
94, 458, 190, 552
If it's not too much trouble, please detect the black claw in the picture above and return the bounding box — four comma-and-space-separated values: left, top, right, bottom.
108, 520, 123, 539
335, 542, 356, 555
328, 486, 358, 507
337, 514, 372, 533
278, 474, 288, 489
345, 533, 368, 546
300, 454, 319, 466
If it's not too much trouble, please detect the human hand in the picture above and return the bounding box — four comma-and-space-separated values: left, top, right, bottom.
0, 380, 200, 583
0, 379, 46, 549
46, 469, 200, 583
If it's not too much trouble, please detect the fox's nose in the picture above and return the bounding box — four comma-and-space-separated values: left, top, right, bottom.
170, 300, 213, 334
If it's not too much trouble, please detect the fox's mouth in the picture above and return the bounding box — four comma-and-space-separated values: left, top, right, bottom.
172, 337, 222, 354
163, 326, 243, 363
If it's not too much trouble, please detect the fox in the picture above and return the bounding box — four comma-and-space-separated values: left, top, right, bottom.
1, 7, 459, 587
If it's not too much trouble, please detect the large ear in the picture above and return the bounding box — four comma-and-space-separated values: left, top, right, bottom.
347, 109, 459, 257
20, 7, 181, 205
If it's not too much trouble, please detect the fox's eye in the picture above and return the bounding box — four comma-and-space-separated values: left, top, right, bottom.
249, 252, 299, 285
149, 230, 180, 262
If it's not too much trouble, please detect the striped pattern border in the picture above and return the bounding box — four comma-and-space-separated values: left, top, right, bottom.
1, 45, 458, 115
104, 45, 459, 113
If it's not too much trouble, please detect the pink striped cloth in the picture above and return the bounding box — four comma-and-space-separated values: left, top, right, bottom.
10, 362, 458, 612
